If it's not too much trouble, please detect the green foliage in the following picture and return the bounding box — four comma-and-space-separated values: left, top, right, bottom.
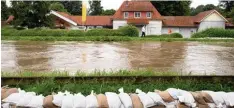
146, 33, 183, 38
61, 1, 82, 15
49, 2, 67, 12
86, 29, 123, 36
88, 0, 103, 15
1, 1, 10, 20
119, 25, 139, 37
192, 28, 234, 38
10, 1, 53, 28
190, 4, 219, 16
101, 9, 116, 15
151, 1, 191, 16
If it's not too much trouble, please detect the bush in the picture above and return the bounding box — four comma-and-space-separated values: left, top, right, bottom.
118, 25, 139, 36
85, 29, 123, 36
192, 28, 234, 38
146, 33, 183, 38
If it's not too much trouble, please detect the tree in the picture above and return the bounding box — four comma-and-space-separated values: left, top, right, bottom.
190, 4, 218, 16
150, 1, 191, 16
88, 0, 103, 15
49, 2, 67, 12
11, 1, 53, 28
101, 9, 116, 15
230, 8, 234, 22
1, 1, 10, 20
61, 1, 82, 15
219, 1, 234, 17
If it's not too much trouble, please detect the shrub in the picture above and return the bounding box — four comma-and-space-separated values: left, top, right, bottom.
118, 25, 139, 36
85, 29, 123, 36
146, 33, 183, 38
192, 28, 234, 38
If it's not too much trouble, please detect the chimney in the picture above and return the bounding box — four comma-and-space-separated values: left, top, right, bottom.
126, 0, 128, 7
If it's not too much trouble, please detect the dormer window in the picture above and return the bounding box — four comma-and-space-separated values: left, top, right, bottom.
124, 12, 129, 18
134, 12, 141, 18
146, 12, 151, 18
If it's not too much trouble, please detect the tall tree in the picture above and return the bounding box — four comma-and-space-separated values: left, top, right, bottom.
49, 2, 67, 12
1, 1, 10, 20
219, 1, 234, 17
101, 9, 116, 15
190, 4, 218, 16
61, 1, 82, 15
88, 0, 103, 15
150, 1, 191, 16
11, 1, 53, 28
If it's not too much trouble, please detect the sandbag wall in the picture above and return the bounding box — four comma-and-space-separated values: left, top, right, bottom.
1, 87, 234, 108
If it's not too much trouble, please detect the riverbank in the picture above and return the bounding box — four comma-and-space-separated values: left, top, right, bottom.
3, 77, 233, 95
2, 36, 234, 42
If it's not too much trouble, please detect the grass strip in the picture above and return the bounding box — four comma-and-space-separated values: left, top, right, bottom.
2, 36, 234, 42
5, 77, 234, 96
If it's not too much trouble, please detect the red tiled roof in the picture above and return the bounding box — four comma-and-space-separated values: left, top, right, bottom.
55, 11, 112, 26
226, 18, 234, 26
113, 1, 161, 20
193, 9, 226, 23
162, 16, 197, 27
127, 19, 149, 25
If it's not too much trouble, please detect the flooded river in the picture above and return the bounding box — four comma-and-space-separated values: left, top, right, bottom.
2, 41, 234, 75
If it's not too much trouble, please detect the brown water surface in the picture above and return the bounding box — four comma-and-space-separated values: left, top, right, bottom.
2, 41, 234, 75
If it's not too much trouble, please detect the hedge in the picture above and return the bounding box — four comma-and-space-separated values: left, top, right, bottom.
146, 33, 183, 38
192, 28, 234, 38
1, 25, 138, 37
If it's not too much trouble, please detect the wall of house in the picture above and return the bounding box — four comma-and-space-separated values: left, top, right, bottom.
146, 20, 162, 35
162, 27, 197, 38
198, 12, 226, 31
124, 12, 151, 19
113, 20, 127, 29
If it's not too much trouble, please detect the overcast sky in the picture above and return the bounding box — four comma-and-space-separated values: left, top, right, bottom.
101, 0, 220, 9
5, 0, 220, 9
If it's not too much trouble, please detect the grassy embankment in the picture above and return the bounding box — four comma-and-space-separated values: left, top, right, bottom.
2, 70, 234, 95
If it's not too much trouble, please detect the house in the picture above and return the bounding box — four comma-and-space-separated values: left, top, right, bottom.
51, 1, 234, 38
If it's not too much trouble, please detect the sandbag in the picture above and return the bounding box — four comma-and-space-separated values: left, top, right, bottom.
1, 88, 19, 100
130, 94, 143, 108
156, 90, 174, 102
147, 92, 165, 105
150, 105, 166, 108
227, 92, 234, 107
2, 88, 26, 104
96, 94, 108, 108
73, 93, 86, 108
16, 92, 36, 107
203, 91, 225, 107
177, 89, 196, 107
190, 92, 207, 105
197, 103, 209, 108
177, 103, 189, 108
62, 94, 74, 108
166, 88, 180, 100
53, 91, 70, 107
26, 95, 44, 108
200, 92, 214, 103
118, 88, 133, 108
86, 90, 98, 108
43, 95, 58, 108
136, 89, 156, 108
105, 92, 122, 108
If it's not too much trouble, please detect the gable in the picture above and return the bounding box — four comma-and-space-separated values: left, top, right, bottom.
202, 12, 226, 22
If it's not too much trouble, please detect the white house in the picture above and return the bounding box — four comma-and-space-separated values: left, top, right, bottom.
51, 1, 234, 38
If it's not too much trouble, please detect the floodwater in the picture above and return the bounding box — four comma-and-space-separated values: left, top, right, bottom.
2, 41, 234, 75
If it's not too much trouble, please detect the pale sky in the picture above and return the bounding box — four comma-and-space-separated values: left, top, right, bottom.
5, 0, 220, 9
101, 0, 220, 10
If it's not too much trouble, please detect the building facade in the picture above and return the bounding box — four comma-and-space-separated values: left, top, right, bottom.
51, 1, 234, 38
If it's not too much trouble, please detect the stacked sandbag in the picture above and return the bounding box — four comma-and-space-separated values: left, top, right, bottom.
2, 87, 234, 108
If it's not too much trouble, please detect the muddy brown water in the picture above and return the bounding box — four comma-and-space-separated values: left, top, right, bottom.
2, 41, 234, 75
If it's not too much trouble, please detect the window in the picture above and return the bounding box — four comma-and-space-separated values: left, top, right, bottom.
146, 12, 151, 18
124, 12, 129, 18
134, 12, 141, 18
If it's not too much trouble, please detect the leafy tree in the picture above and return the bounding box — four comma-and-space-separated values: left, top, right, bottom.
88, 0, 103, 15
61, 1, 82, 15
101, 9, 116, 15
49, 2, 67, 12
190, 4, 218, 16
1, 1, 10, 20
11, 1, 53, 28
230, 7, 234, 22
219, 1, 234, 18
150, 1, 191, 16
